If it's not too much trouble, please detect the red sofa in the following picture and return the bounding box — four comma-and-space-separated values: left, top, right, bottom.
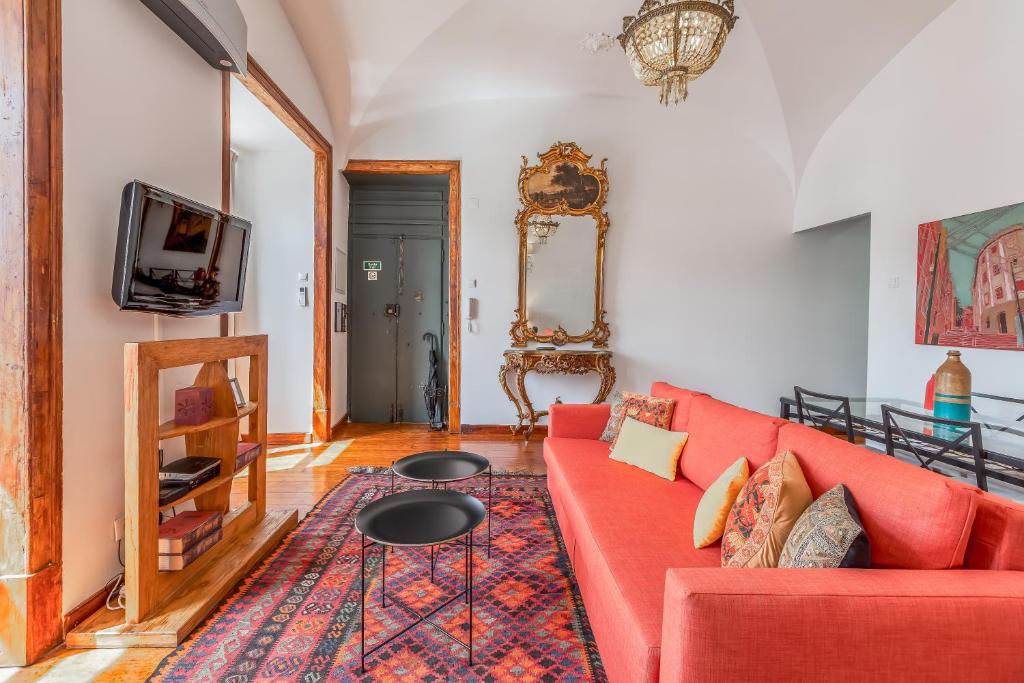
544, 382, 1024, 682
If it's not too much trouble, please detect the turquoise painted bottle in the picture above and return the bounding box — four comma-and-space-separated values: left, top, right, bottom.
933, 351, 971, 422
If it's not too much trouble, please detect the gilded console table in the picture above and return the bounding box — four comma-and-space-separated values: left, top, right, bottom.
499, 349, 616, 438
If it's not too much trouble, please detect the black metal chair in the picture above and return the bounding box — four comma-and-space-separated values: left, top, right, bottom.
971, 392, 1024, 423
794, 386, 855, 443
881, 404, 987, 491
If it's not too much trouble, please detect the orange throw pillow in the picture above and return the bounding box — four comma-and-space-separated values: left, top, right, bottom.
599, 391, 675, 445
721, 450, 812, 568
693, 458, 749, 548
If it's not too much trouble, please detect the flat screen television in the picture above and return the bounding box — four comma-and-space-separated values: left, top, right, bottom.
111, 181, 252, 316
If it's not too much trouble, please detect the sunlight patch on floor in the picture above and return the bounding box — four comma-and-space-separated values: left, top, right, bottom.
237, 440, 353, 475
0, 647, 127, 683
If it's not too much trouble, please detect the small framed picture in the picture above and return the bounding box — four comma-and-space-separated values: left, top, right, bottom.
334, 248, 347, 295
228, 378, 247, 408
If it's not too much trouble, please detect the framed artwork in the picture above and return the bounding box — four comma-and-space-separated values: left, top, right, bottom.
917, 201, 1024, 351
228, 377, 247, 408
334, 248, 346, 295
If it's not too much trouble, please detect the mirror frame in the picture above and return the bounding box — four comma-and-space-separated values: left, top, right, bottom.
511, 142, 610, 347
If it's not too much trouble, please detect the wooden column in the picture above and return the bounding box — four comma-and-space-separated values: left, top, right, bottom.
0, 0, 64, 666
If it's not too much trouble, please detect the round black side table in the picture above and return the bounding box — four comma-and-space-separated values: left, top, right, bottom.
391, 450, 493, 557
355, 489, 486, 672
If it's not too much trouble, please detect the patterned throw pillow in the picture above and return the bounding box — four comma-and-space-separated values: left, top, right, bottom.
721, 450, 812, 568
599, 391, 675, 444
778, 484, 871, 569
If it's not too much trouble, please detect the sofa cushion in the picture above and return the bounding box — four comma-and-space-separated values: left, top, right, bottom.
776, 423, 977, 569
650, 382, 707, 432
721, 450, 813, 568
544, 437, 719, 683
963, 490, 1024, 570
681, 396, 786, 490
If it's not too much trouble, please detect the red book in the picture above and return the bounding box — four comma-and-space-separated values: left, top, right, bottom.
159, 527, 222, 571
158, 511, 223, 554
235, 442, 261, 473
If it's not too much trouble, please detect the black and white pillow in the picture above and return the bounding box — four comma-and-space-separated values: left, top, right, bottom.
778, 484, 871, 569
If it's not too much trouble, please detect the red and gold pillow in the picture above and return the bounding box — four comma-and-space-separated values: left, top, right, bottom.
721, 450, 812, 568
600, 391, 675, 445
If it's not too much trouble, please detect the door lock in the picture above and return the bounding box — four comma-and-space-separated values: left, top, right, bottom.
385, 303, 401, 318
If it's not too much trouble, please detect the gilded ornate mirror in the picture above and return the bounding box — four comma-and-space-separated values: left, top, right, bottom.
511, 142, 610, 347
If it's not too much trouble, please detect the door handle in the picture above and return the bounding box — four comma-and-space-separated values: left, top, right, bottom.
385, 303, 400, 318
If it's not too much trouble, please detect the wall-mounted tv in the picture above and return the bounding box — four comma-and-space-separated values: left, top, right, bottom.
111, 181, 252, 316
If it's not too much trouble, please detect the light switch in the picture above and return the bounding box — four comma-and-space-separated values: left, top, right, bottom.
298, 272, 309, 282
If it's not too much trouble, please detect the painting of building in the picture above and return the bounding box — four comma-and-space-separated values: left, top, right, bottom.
916, 202, 1024, 351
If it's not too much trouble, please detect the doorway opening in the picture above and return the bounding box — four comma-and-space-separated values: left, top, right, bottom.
224, 60, 333, 443
343, 163, 461, 432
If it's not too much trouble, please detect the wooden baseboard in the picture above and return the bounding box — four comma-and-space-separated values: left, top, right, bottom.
64, 581, 115, 636
267, 433, 313, 446
460, 424, 547, 437
330, 413, 350, 440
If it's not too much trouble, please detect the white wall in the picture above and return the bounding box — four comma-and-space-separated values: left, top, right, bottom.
234, 143, 315, 434
348, 90, 865, 423
795, 0, 1024, 408
62, 0, 342, 613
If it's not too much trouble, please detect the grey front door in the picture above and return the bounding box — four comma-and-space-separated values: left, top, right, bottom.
347, 180, 448, 424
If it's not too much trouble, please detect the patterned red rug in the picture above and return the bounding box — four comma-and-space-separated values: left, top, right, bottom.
150, 470, 606, 682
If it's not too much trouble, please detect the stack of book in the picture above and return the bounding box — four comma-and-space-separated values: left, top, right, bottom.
158, 510, 223, 571
235, 442, 261, 472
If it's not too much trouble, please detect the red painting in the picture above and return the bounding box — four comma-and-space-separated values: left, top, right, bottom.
916, 202, 1024, 351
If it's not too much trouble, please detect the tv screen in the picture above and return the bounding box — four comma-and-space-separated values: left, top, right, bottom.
111, 181, 251, 316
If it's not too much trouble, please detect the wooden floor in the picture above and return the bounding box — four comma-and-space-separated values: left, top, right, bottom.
7, 424, 545, 682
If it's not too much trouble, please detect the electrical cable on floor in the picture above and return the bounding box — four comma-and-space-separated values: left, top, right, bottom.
105, 573, 125, 611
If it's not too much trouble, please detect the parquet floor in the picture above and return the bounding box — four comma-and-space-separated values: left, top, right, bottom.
6, 424, 545, 683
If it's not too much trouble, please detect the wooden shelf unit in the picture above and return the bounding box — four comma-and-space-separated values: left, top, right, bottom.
67, 335, 297, 649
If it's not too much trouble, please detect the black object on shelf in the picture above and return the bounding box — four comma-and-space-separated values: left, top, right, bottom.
159, 456, 221, 483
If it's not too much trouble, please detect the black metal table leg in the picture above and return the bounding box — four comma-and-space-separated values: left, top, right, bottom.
381, 545, 387, 608
487, 467, 492, 558
468, 529, 474, 666
360, 533, 366, 674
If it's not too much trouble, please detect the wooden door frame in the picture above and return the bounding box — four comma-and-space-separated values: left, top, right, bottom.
223, 56, 334, 443
342, 160, 462, 433
0, 0, 64, 666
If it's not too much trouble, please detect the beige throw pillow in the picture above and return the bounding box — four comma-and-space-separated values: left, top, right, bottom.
608, 417, 689, 481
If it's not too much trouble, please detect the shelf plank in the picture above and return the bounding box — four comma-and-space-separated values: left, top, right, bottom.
158, 402, 257, 440
66, 508, 297, 649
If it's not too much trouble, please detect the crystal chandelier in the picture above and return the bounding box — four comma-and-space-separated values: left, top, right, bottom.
618, 0, 738, 105
528, 218, 560, 244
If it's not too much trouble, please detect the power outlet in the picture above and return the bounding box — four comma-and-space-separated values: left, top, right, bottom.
112, 516, 125, 542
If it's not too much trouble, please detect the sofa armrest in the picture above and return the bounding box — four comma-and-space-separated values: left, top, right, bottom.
547, 403, 611, 440
660, 568, 1024, 682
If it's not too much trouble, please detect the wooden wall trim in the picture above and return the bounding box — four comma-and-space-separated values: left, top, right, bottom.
343, 159, 462, 433
231, 56, 333, 442
330, 413, 350, 440
0, 0, 64, 665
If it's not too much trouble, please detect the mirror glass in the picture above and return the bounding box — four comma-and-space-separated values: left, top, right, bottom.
525, 214, 597, 336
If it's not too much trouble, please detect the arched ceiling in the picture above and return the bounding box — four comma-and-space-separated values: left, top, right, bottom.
282, 0, 955, 180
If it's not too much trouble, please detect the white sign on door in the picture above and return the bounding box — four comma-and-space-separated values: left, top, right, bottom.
367, 271, 378, 281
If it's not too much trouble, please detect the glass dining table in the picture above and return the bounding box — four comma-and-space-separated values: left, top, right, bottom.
779, 395, 1024, 489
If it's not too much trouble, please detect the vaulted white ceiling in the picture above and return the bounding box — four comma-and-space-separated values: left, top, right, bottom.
281, 0, 955, 180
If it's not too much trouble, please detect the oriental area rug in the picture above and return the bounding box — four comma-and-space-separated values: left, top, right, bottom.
150, 470, 606, 682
